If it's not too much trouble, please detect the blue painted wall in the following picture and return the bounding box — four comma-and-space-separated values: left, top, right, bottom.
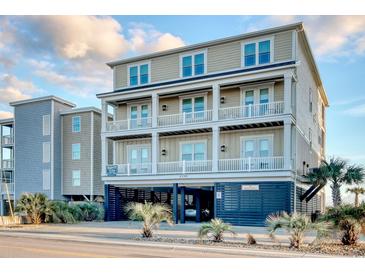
215, 181, 295, 226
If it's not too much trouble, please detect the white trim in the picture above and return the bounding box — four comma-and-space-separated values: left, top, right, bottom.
179, 49, 208, 78
50, 100, 54, 199
241, 36, 274, 68
9, 95, 76, 108
127, 61, 151, 87
179, 139, 208, 161
71, 116, 81, 133
178, 93, 208, 114
240, 134, 274, 158
60, 107, 102, 116
90, 111, 94, 200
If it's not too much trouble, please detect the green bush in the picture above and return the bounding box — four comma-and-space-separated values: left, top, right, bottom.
71, 202, 105, 222
45, 200, 77, 224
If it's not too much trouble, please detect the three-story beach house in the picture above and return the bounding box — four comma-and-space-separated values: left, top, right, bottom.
98, 22, 328, 226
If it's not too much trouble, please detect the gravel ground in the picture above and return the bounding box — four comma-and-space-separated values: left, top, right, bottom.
133, 237, 365, 257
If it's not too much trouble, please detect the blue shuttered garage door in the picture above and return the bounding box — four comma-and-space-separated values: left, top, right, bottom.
215, 181, 294, 226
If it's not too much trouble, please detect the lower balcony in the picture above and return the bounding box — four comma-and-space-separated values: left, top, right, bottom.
2, 159, 13, 169
106, 156, 284, 177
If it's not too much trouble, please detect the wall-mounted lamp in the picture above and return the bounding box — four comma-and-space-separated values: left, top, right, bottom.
162, 105, 168, 111
220, 145, 226, 152
161, 148, 167, 156
220, 96, 225, 104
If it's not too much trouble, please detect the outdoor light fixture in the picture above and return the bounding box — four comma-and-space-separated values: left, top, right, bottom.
220, 144, 226, 152
161, 148, 167, 156
220, 96, 225, 104
162, 104, 168, 111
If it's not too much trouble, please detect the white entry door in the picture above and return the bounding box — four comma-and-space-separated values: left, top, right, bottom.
128, 146, 151, 174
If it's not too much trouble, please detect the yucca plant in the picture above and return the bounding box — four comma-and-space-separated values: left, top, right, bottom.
15, 193, 48, 224
198, 218, 236, 242
266, 212, 329, 249
125, 201, 173, 238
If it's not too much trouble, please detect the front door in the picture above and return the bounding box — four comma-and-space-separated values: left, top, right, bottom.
128, 146, 151, 174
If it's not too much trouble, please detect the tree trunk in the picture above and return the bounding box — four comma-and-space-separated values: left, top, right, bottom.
331, 182, 342, 207
355, 193, 359, 207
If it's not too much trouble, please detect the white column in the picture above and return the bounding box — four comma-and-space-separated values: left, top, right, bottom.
284, 73, 293, 114
212, 126, 219, 172
152, 93, 158, 128
151, 131, 158, 174
283, 120, 292, 170
101, 136, 109, 176
212, 83, 220, 121
101, 100, 108, 132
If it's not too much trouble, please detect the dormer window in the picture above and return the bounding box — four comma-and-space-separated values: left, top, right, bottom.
181, 51, 206, 78
129, 63, 150, 86
243, 38, 272, 67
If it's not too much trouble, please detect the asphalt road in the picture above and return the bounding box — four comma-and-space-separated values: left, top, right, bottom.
0, 235, 252, 258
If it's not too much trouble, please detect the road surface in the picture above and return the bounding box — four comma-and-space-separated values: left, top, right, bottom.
0, 235, 253, 258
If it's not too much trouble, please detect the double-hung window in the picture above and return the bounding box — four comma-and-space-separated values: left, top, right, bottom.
181, 52, 205, 77
72, 116, 81, 133
181, 142, 206, 161
72, 170, 81, 186
129, 63, 149, 86
243, 39, 272, 67
72, 143, 80, 160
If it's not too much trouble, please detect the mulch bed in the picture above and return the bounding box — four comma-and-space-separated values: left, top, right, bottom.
133, 237, 365, 257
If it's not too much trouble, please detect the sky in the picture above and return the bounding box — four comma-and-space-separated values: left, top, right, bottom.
1, 15, 365, 203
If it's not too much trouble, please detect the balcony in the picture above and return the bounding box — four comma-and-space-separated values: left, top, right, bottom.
2, 135, 13, 146
106, 156, 284, 177
106, 117, 152, 132
2, 159, 13, 169
0, 183, 14, 194
158, 110, 213, 128
219, 101, 284, 120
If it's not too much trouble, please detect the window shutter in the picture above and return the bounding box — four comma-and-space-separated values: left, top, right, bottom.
43, 169, 51, 190
43, 142, 50, 163
43, 115, 50, 136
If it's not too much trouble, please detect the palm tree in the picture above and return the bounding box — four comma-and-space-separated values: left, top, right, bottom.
198, 218, 236, 242
327, 157, 347, 207
124, 201, 172, 238
347, 187, 365, 207
266, 212, 329, 248
15, 193, 48, 224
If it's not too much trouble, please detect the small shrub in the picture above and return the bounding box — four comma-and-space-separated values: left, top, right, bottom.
198, 218, 236, 242
246, 233, 257, 245
73, 202, 105, 222
44, 200, 76, 224
266, 212, 329, 249
125, 202, 172, 238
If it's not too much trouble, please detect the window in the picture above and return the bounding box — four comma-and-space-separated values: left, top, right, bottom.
72, 170, 81, 186
181, 95, 206, 120
243, 39, 272, 67
42, 115, 50, 136
43, 142, 50, 163
241, 136, 273, 158
309, 88, 313, 113
72, 143, 80, 160
244, 43, 256, 66
181, 141, 206, 161
128, 103, 150, 128
43, 169, 50, 190
127, 145, 151, 174
259, 88, 269, 104
258, 40, 271, 64
72, 116, 81, 133
129, 63, 150, 86
181, 52, 205, 77
245, 90, 254, 106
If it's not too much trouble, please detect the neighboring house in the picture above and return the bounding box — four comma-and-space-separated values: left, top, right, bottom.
0, 96, 104, 216
0, 118, 14, 215
98, 23, 328, 226
61, 107, 103, 201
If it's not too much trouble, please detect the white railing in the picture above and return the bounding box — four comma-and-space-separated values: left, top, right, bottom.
218, 157, 284, 172
219, 101, 284, 120
158, 110, 213, 127
2, 160, 13, 169
0, 183, 14, 194
106, 117, 152, 132
2, 135, 13, 145
157, 160, 212, 174
107, 163, 152, 176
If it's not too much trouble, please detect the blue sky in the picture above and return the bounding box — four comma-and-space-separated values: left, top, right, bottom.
1, 15, 365, 168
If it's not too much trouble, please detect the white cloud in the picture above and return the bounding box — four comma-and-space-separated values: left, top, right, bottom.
0, 111, 13, 119
250, 16, 365, 61
128, 23, 185, 54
